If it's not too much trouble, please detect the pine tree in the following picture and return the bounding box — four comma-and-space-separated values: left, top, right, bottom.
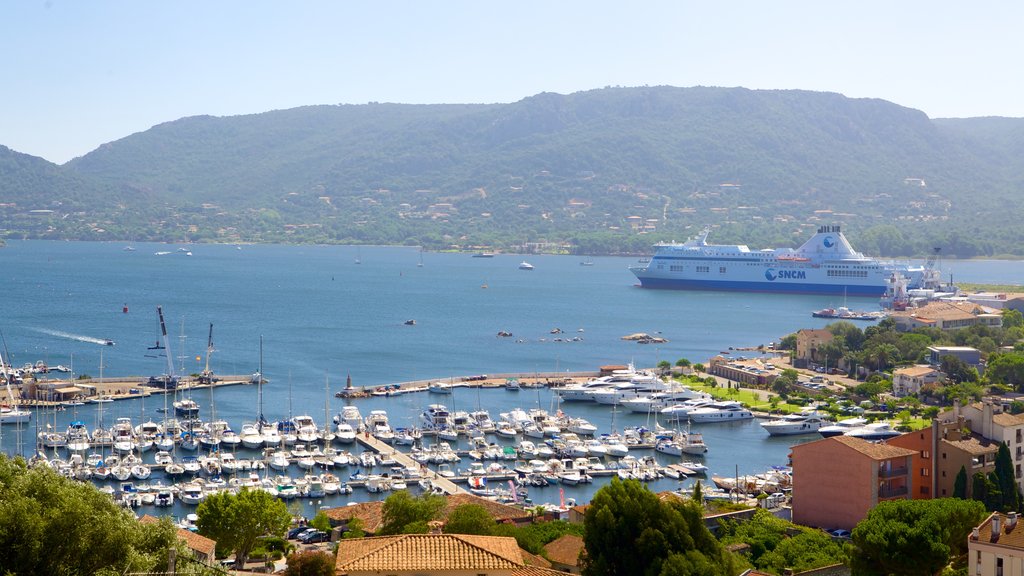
995, 442, 1019, 512
953, 465, 968, 499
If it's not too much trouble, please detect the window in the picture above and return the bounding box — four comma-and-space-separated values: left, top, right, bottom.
696, 265, 710, 273
922, 450, 930, 459
921, 468, 929, 476
719, 266, 726, 274
942, 470, 946, 477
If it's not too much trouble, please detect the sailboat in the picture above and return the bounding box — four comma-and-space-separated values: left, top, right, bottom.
0, 347, 31, 425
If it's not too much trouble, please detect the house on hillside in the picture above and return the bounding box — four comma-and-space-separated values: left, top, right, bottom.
543, 534, 585, 574
793, 329, 835, 370
892, 365, 943, 397
890, 301, 1002, 332
139, 515, 216, 566
323, 493, 534, 535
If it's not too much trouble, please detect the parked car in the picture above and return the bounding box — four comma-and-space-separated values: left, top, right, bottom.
288, 527, 315, 540
830, 529, 851, 538
299, 530, 330, 544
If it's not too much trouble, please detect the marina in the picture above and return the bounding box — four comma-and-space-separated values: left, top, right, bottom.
0, 240, 1017, 520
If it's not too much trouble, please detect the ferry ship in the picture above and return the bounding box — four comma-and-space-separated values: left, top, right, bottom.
629, 225, 938, 296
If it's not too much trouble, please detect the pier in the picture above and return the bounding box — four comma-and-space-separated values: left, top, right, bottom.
353, 432, 466, 495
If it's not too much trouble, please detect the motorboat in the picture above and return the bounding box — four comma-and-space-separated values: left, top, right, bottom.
622, 388, 711, 413
760, 411, 830, 436
659, 399, 716, 420
818, 417, 868, 437
335, 422, 357, 443
518, 261, 534, 270
844, 421, 901, 441
687, 401, 754, 423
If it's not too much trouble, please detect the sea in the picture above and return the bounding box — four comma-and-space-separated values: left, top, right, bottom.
0, 240, 1020, 517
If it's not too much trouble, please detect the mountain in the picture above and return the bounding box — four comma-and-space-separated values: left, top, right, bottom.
3, 86, 1024, 256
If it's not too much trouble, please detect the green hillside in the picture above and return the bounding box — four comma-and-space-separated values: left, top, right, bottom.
2, 86, 1023, 256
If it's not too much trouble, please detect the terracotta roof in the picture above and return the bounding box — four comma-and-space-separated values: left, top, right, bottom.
336, 534, 524, 573
514, 566, 575, 576
521, 549, 553, 568
894, 365, 940, 377
829, 436, 917, 460
992, 412, 1024, 427
797, 329, 833, 339
139, 515, 216, 556
325, 500, 385, 533
543, 534, 584, 567
973, 512, 1024, 550
441, 493, 534, 522
942, 436, 999, 456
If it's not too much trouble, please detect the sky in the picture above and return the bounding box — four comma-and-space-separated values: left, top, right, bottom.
2, 1, 1023, 164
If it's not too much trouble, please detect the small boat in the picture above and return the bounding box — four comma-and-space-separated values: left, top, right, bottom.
812, 306, 886, 321
103, 340, 115, 346
580, 260, 594, 266
472, 253, 495, 258
404, 319, 416, 325
518, 261, 534, 270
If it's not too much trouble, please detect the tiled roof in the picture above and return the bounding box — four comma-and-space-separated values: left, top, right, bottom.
894, 365, 940, 377
325, 500, 385, 533
139, 515, 216, 556
829, 436, 917, 460
942, 436, 998, 456
441, 493, 534, 521
520, 549, 553, 568
514, 566, 575, 576
992, 412, 1024, 427
974, 512, 1024, 550
335, 534, 524, 573
543, 534, 584, 567
798, 329, 833, 339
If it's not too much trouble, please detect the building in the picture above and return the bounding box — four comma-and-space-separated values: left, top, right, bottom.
965, 292, 1024, 315
952, 399, 1024, 496
928, 346, 983, 370
969, 512, 1024, 576
791, 436, 915, 530
793, 329, 834, 369
890, 301, 1002, 332
543, 534, 585, 574
323, 493, 534, 535
708, 356, 779, 387
335, 533, 542, 576
892, 365, 943, 397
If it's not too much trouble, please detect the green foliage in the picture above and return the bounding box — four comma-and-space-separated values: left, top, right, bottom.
1004, 309, 1024, 330
718, 509, 846, 574
196, 487, 291, 568
987, 351, 1024, 389
443, 504, 498, 536
0, 454, 215, 575
494, 520, 585, 555
850, 498, 986, 576
284, 550, 336, 576
941, 355, 980, 384
340, 517, 365, 539
378, 491, 446, 535
953, 466, 968, 499
675, 358, 691, 367
995, 443, 1019, 512
310, 511, 332, 532
582, 478, 735, 576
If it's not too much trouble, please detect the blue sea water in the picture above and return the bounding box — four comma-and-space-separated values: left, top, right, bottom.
0, 240, 1018, 511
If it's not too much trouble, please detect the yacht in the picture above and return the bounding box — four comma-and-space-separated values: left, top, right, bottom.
518, 261, 534, 270
622, 388, 711, 413
818, 417, 868, 437
419, 404, 452, 431
335, 422, 357, 443
365, 410, 394, 442
335, 406, 364, 432
290, 415, 320, 444
687, 401, 754, 423
844, 421, 901, 441
557, 366, 649, 402
760, 411, 830, 436
659, 398, 716, 420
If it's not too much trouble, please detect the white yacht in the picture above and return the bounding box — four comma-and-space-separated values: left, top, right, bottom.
687, 401, 753, 423
365, 410, 394, 442
335, 422, 357, 443
290, 415, 320, 444
557, 367, 644, 402
622, 388, 710, 413
659, 398, 716, 420
760, 411, 830, 436
818, 417, 868, 437
844, 421, 901, 441
335, 406, 364, 432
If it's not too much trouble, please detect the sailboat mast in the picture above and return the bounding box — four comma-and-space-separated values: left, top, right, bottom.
257, 336, 265, 424
203, 323, 214, 378
157, 306, 176, 380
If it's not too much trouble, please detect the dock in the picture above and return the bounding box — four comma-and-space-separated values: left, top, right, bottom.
353, 433, 466, 495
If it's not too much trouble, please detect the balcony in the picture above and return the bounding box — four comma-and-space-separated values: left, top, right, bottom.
878, 486, 909, 499
878, 466, 909, 479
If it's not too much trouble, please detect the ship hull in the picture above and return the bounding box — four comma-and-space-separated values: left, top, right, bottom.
634, 276, 886, 296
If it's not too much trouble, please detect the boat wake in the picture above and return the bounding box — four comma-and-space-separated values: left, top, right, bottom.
31, 327, 114, 346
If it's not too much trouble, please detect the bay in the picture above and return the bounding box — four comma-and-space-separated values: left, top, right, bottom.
0, 240, 1016, 512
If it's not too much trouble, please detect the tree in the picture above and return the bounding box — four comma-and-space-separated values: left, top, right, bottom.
196, 488, 291, 568
582, 478, 735, 576
378, 491, 446, 535
953, 465, 968, 499
0, 455, 212, 575
850, 498, 986, 576
443, 504, 498, 535
284, 550, 335, 576
940, 354, 979, 384
675, 358, 691, 367
310, 511, 332, 532
995, 442, 1019, 512
987, 352, 1024, 389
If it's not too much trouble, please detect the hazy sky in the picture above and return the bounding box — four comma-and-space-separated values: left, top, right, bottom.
3, 1, 1022, 164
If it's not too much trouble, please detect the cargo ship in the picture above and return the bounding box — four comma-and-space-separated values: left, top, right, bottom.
629, 225, 939, 296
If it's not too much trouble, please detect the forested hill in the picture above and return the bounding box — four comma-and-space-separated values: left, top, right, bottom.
3, 86, 1024, 257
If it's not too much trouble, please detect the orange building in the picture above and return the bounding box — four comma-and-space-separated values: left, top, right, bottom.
791, 436, 915, 530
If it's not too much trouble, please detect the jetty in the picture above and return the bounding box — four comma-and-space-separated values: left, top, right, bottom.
354, 433, 465, 495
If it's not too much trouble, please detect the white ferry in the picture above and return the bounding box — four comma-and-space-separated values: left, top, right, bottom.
629, 225, 939, 296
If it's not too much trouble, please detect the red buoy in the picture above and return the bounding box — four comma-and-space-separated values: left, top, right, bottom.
123, 304, 129, 313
